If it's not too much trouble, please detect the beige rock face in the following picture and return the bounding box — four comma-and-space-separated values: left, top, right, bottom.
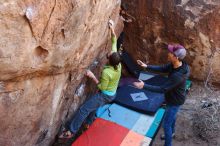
122, 0, 220, 82
0, 0, 122, 146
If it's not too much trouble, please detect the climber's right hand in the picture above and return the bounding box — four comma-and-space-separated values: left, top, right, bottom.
86, 70, 95, 79
108, 19, 114, 28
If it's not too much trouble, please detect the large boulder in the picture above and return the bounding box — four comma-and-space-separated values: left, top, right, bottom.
0, 0, 123, 145
122, 0, 220, 82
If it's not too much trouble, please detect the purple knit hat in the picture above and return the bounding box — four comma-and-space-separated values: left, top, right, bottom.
168, 44, 186, 60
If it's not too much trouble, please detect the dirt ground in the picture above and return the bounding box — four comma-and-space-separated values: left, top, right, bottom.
153, 81, 220, 146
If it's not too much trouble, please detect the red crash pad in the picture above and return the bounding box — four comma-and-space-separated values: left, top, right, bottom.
72, 118, 129, 146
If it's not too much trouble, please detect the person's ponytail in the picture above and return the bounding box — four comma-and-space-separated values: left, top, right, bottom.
109, 52, 121, 70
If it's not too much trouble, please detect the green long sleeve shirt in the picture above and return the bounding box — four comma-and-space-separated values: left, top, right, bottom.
97, 36, 121, 95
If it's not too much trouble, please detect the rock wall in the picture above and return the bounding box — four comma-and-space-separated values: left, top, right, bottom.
122, 0, 220, 82
0, 0, 122, 146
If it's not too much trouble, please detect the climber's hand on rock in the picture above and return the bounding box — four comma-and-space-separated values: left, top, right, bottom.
108, 19, 114, 28
108, 20, 116, 37
86, 70, 95, 79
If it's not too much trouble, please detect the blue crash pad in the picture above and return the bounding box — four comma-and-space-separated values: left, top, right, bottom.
146, 108, 165, 138
138, 71, 156, 81
99, 103, 165, 137
114, 85, 165, 115
96, 104, 111, 118
100, 103, 141, 130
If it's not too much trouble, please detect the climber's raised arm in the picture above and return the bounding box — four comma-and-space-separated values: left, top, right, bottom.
108, 20, 117, 53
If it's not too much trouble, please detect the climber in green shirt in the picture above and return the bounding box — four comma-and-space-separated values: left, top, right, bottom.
97, 29, 121, 95
59, 20, 121, 139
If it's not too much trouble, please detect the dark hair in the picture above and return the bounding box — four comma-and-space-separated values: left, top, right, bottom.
109, 52, 121, 70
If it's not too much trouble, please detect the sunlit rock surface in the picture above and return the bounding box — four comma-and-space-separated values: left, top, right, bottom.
0, 0, 122, 145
